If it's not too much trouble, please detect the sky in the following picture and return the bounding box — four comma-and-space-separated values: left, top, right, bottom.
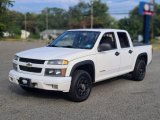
10, 0, 160, 19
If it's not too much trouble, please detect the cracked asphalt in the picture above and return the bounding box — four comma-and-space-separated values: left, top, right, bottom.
0, 41, 160, 120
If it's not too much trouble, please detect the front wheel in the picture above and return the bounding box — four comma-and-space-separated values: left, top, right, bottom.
68, 70, 92, 102
131, 59, 146, 81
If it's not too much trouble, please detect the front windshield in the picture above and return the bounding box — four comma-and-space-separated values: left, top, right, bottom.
48, 31, 100, 49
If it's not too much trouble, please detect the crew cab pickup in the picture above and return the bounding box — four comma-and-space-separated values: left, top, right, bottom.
9, 29, 152, 102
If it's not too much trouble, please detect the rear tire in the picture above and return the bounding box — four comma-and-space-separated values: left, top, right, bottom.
68, 70, 92, 102
131, 59, 146, 81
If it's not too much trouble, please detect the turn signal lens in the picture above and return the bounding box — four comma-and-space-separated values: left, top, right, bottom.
62, 60, 68, 65
48, 60, 68, 65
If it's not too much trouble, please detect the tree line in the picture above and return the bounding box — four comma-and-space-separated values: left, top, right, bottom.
0, 0, 160, 39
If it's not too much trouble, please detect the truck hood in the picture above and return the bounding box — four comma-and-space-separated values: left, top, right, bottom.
17, 47, 90, 61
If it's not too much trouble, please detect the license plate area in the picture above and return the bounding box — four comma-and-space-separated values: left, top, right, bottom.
18, 77, 31, 87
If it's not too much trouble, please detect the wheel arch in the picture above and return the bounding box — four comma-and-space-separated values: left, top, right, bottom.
70, 60, 95, 83
135, 53, 148, 66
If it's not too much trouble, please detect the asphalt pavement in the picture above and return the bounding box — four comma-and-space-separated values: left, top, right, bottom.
0, 41, 160, 120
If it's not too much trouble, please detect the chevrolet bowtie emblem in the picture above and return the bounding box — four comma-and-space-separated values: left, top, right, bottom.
26, 62, 32, 67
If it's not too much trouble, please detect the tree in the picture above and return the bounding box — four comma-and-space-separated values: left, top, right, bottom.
68, 0, 117, 28
0, 0, 13, 13
37, 7, 68, 32
92, 0, 115, 28
6, 10, 23, 35
1, 0, 119, 39
47, 8, 68, 29
22, 13, 38, 34
0, 0, 14, 37
118, 6, 143, 39
152, 4, 160, 36
68, 1, 90, 28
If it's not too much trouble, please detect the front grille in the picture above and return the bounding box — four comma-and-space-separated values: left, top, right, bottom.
19, 65, 42, 73
19, 57, 45, 64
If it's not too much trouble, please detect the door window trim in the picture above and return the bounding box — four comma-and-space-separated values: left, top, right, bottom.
117, 32, 130, 48
98, 32, 118, 52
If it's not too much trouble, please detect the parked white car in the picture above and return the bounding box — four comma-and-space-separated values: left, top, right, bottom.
9, 29, 152, 102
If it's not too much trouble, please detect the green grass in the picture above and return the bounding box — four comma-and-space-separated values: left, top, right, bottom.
152, 44, 160, 50
150, 38, 160, 51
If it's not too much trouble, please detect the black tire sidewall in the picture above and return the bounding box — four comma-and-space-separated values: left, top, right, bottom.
68, 70, 92, 102
132, 59, 146, 81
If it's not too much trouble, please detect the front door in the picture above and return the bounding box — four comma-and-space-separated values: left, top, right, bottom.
96, 32, 121, 82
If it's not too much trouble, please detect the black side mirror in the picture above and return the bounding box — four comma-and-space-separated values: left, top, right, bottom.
98, 43, 112, 52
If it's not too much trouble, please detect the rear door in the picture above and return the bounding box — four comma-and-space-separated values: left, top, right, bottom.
117, 32, 134, 73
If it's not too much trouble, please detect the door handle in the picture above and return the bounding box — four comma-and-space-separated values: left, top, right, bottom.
115, 52, 120, 56
129, 50, 133, 54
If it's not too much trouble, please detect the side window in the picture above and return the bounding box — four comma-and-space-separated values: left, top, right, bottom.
99, 32, 117, 51
117, 32, 130, 48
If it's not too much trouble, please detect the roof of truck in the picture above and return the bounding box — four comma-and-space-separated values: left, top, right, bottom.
68, 29, 127, 32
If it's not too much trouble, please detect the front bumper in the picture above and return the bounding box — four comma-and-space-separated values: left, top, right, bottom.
9, 70, 71, 92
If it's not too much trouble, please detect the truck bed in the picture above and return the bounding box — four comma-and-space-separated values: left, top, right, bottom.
133, 42, 150, 47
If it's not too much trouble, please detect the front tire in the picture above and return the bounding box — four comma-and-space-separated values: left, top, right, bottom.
68, 70, 92, 102
131, 59, 146, 81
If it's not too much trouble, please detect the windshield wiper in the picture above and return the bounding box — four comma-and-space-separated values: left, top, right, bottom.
48, 45, 58, 47
61, 46, 74, 48
48, 45, 75, 48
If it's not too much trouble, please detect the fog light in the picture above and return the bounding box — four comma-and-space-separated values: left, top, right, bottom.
52, 85, 58, 89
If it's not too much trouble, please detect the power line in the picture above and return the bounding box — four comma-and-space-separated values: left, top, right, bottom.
109, 10, 130, 13
109, 12, 129, 15
108, 0, 130, 2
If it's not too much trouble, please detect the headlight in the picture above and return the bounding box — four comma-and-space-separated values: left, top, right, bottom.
48, 60, 68, 65
45, 68, 66, 77
14, 55, 19, 61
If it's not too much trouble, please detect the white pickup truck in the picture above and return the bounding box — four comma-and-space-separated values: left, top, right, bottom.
9, 29, 152, 102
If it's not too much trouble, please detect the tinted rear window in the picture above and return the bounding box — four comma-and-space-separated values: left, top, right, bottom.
117, 32, 130, 48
